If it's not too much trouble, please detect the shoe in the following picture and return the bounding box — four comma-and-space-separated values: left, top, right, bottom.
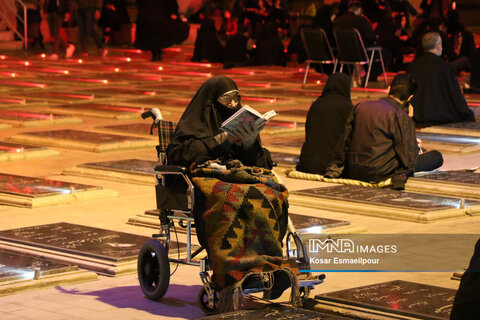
99, 48, 108, 57
267, 270, 291, 300
48, 53, 59, 60
66, 44, 75, 58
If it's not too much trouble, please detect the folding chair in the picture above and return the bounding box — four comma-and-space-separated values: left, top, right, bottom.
334, 28, 388, 88
300, 27, 338, 86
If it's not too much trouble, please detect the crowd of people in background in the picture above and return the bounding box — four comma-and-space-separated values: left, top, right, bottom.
12, 0, 480, 91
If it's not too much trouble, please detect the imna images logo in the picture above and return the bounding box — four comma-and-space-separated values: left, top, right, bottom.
309, 238, 397, 254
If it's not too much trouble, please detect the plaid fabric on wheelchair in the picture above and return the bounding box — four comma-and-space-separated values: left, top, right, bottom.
155, 120, 178, 152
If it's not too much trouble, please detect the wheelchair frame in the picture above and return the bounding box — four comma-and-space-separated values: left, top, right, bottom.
137, 110, 324, 314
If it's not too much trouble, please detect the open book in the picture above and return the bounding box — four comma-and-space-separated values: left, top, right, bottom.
220, 105, 277, 137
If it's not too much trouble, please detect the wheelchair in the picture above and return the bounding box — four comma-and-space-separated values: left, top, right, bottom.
137, 109, 324, 314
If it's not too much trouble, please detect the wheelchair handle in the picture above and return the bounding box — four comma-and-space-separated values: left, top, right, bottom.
141, 110, 153, 119
141, 108, 163, 124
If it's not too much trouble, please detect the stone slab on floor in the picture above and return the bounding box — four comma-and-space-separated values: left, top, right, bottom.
7, 129, 157, 152
121, 97, 191, 109
11, 91, 95, 103
274, 109, 309, 122
0, 109, 82, 127
0, 222, 192, 276
406, 170, 480, 201
312, 280, 455, 320
128, 210, 366, 234
0, 122, 12, 129
0, 142, 59, 162
416, 132, 480, 154
265, 136, 303, 154
199, 303, 350, 320
418, 121, 480, 137
0, 250, 97, 296
262, 120, 305, 136
95, 123, 155, 136
289, 185, 480, 223
0, 173, 117, 208
75, 87, 157, 97
44, 103, 159, 119
64, 158, 157, 185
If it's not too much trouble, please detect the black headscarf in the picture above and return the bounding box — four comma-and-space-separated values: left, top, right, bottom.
297, 73, 353, 174
321, 72, 352, 101
174, 76, 240, 140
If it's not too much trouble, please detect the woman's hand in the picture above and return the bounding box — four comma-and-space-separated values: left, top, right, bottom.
233, 122, 258, 150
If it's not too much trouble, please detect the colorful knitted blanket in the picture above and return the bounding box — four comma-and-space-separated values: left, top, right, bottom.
190, 160, 289, 292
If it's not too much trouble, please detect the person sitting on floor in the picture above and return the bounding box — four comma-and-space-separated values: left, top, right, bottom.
407, 32, 475, 127
297, 73, 354, 175
326, 74, 444, 190
166, 76, 298, 311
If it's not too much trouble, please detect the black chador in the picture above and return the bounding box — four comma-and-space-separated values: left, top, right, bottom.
297, 73, 353, 174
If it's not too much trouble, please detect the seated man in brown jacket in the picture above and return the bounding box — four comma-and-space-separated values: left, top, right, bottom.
326, 74, 443, 189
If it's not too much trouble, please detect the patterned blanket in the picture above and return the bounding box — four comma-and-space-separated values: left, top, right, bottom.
190, 160, 289, 293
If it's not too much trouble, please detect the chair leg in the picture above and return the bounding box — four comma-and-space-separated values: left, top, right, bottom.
339, 63, 344, 73
333, 59, 338, 73
303, 62, 310, 87
365, 50, 375, 88
379, 50, 388, 86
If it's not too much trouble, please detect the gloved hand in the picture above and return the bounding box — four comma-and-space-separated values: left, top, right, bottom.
232, 122, 258, 150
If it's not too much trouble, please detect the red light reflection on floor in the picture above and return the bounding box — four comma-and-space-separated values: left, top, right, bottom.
169, 61, 212, 68
158, 70, 211, 77
66, 78, 109, 84
468, 102, 480, 107
0, 146, 24, 153
0, 110, 54, 120
0, 80, 46, 88
236, 82, 271, 88
0, 97, 25, 104
163, 47, 182, 52
243, 96, 277, 103
351, 87, 388, 93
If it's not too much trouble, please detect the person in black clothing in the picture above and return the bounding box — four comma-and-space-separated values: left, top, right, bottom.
97, 0, 130, 44
469, 47, 480, 93
44, 0, 74, 58
297, 73, 353, 175
333, 1, 376, 47
192, 18, 224, 63
333, 1, 391, 82
408, 32, 475, 126
312, 3, 339, 49
253, 21, 286, 66
223, 25, 251, 68
134, 0, 189, 61
450, 239, 480, 320
326, 74, 443, 190
286, 24, 308, 64
167, 76, 273, 169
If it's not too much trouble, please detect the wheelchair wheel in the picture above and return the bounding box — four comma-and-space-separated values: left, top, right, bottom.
138, 239, 170, 300
197, 286, 219, 315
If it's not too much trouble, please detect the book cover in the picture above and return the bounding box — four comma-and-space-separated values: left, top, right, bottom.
220, 105, 277, 137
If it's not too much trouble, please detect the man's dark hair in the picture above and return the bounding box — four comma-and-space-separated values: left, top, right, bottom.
348, 1, 362, 11
388, 74, 417, 101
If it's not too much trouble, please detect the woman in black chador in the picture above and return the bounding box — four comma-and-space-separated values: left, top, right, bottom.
134, 0, 189, 61
297, 73, 353, 175
192, 18, 224, 63
167, 76, 272, 169
167, 77, 294, 311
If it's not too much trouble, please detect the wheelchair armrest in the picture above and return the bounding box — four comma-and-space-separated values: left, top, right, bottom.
155, 165, 188, 174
